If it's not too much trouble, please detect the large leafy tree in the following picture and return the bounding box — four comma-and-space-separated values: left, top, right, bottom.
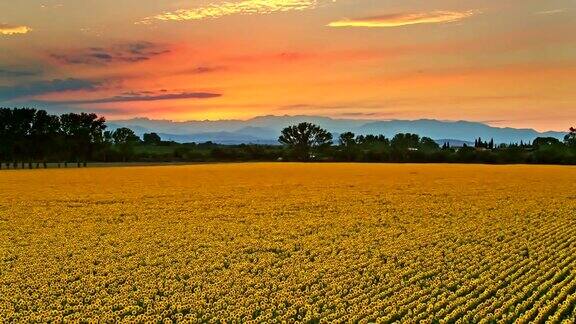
533, 137, 562, 148
339, 132, 358, 162
279, 122, 333, 161
391, 133, 420, 150
60, 113, 107, 162
339, 132, 356, 147
356, 135, 390, 147
533, 137, 566, 164
0, 108, 55, 165
13, 108, 36, 162
30, 109, 61, 164
419, 137, 441, 152
0, 108, 15, 162
143, 132, 162, 145
112, 127, 142, 161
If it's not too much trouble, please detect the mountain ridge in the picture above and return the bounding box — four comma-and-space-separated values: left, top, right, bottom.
108, 115, 567, 145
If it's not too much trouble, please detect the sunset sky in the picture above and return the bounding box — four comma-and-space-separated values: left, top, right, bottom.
0, 0, 575, 131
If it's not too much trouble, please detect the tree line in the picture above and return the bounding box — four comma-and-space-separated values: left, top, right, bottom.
1, 108, 575, 168
278, 122, 576, 164
0, 108, 141, 168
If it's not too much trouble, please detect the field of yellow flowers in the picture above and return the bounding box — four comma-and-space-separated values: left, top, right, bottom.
1, 163, 575, 322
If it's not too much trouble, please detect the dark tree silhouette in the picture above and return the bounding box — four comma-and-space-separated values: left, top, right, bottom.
390, 133, 421, 161
0, 108, 15, 164
419, 137, 440, 152
356, 135, 390, 149
565, 127, 576, 147
357, 135, 389, 147
100, 131, 114, 162
339, 132, 356, 147
30, 109, 61, 167
112, 127, 142, 161
533, 137, 566, 164
10, 108, 35, 166
353, 135, 390, 162
339, 132, 357, 161
143, 132, 162, 145
391, 133, 420, 150
60, 113, 106, 164
1, 109, 575, 166
279, 122, 332, 161
533, 137, 562, 148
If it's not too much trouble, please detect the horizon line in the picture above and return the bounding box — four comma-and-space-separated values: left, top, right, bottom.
105, 114, 568, 133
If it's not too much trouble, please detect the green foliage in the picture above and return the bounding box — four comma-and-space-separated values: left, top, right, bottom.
60, 112, 107, 161
143, 132, 162, 145
112, 128, 142, 161
0, 108, 106, 164
1, 109, 575, 166
112, 127, 140, 145
338, 132, 358, 161
391, 133, 420, 150
339, 132, 356, 147
420, 137, 440, 152
533, 137, 562, 148
279, 122, 333, 161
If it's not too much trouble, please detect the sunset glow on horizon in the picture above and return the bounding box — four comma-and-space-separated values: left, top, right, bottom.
1, 0, 575, 131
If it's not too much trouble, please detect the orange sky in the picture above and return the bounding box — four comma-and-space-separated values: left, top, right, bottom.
0, 0, 575, 131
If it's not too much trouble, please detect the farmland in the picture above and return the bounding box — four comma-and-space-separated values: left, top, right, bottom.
1, 163, 575, 322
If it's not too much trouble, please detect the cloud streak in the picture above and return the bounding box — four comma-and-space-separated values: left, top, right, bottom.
0, 68, 42, 77
0, 24, 32, 35
42, 92, 222, 104
181, 66, 227, 75
0, 79, 99, 101
535, 9, 566, 15
139, 0, 326, 23
328, 10, 478, 28
51, 42, 170, 65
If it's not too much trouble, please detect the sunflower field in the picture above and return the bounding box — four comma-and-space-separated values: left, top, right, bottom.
1, 163, 575, 322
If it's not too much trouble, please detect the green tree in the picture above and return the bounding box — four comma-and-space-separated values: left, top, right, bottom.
533, 137, 566, 164
357, 135, 390, 147
390, 133, 421, 161
339, 132, 356, 147
0, 108, 17, 164
100, 131, 114, 162
279, 123, 332, 161
112, 127, 141, 161
143, 132, 162, 145
11, 108, 36, 166
60, 113, 106, 164
533, 137, 562, 149
30, 109, 61, 166
391, 133, 420, 150
339, 132, 357, 161
419, 137, 440, 152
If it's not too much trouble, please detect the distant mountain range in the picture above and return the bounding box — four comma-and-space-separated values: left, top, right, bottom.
108, 115, 566, 146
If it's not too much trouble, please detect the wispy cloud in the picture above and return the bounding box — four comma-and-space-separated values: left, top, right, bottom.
182, 66, 227, 75
0, 68, 42, 77
139, 0, 328, 24
535, 9, 566, 15
0, 79, 99, 102
0, 24, 32, 35
51, 42, 170, 65
41, 91, 222, 104
328, 10, 478, 28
